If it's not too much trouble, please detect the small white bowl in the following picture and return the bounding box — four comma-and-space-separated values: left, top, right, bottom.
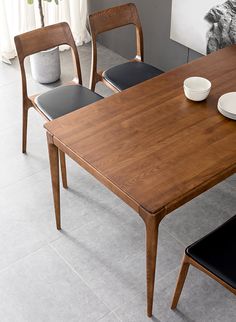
183, 77, 211, 101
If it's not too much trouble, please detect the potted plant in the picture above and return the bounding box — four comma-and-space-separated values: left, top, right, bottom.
27, 0, 61, 84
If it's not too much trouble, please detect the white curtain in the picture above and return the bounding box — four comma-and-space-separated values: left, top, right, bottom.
0, 0, 90, 61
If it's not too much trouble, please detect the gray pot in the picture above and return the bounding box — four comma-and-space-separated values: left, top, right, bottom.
30, 47, 61, 84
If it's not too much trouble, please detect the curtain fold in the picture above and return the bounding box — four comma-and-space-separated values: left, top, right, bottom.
0, 0, 90, 61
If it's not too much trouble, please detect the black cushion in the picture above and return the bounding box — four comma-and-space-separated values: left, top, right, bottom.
186, 215, 236, 289
35, 85, 103, 120
103, 61, 163, 91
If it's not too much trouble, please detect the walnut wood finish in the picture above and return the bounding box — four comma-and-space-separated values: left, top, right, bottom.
171, 254, 236, 310
45, 45, 236, 317
59, 150, 68, 189
139, 207, 166, 317
171, 254, 190, 309
14, 22, 83, 188
89, 3, 144, 92
47, 132, 61, 230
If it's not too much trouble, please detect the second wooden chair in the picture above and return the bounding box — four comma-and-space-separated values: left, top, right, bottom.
89, 3, 163, 92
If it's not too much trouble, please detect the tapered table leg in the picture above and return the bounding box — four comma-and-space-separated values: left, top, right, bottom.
59, 150, 68, 189
47, 132, 61, 230
140, 207, 165, 317
145, 215, 159, 317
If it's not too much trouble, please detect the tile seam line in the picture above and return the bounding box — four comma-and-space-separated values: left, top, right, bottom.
0, 166, 49, 192
49, 243, 112, 317
108, 266, 181, 313
97, 311, 122, 322
161, 225, 187, 248
112, 266, 180, 319
50, 225, 184, 315
48, 220, 95, 244
0, 222, 95, 277
0, 243, 48, 275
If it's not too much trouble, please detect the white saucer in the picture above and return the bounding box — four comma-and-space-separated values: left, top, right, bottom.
217, 92, 236, 120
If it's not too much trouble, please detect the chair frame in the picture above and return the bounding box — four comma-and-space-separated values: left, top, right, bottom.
14, 22, 83, 188
89, 2, 144, 92
171, 253, 236, 310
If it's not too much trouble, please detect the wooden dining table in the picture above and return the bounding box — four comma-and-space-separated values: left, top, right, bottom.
44, 45, 236, 317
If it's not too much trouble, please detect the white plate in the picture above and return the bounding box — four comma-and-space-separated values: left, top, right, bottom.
218, 92, 236, 120
218, 103, 236, 120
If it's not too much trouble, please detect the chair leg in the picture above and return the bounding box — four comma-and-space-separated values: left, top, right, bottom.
22, 106, 29, 153
59, 150, 68, 189
90, 78, 96, 92
90, 72, 99, 92
171, 254, 190, 310
47, 132, 61, 230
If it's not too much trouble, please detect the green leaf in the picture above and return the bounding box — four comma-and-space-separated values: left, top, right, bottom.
43, 0, 60, 3
26, 0, 61, 4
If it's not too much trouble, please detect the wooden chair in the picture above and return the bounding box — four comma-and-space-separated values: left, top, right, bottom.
171, 215, 236, 310
89, 3, 163, 92
14, 22, 103, 188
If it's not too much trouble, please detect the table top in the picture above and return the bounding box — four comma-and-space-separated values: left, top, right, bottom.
45, 45, 236, 216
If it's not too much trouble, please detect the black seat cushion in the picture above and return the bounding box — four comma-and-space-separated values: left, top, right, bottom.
103, 61, 163, 91
186, 215, 236, 289
35, 85, 103, 120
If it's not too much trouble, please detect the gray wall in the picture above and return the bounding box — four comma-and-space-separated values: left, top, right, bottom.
88, 0, 202, 72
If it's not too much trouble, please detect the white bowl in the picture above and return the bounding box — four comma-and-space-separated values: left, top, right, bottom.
184, 85, 210, 93
183, 77, 211, 101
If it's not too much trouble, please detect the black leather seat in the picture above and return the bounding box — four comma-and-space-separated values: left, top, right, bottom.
103, 61, 163, 92
35, 85, 103, 120
186, 215, 236, 289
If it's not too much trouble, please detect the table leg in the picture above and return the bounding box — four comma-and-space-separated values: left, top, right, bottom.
146, 215, 159, 317
59, 150, 68, 189
140, 208, 165, 317
47, 132, 61, 230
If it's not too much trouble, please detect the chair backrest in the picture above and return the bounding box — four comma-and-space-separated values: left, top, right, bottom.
89, 3, 144, 90
14, 22, 82, 101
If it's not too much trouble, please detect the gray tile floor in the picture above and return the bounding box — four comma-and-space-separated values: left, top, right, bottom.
0, 43, 236, 322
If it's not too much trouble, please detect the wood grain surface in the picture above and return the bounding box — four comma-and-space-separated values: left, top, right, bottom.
45, 45, 236, 217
